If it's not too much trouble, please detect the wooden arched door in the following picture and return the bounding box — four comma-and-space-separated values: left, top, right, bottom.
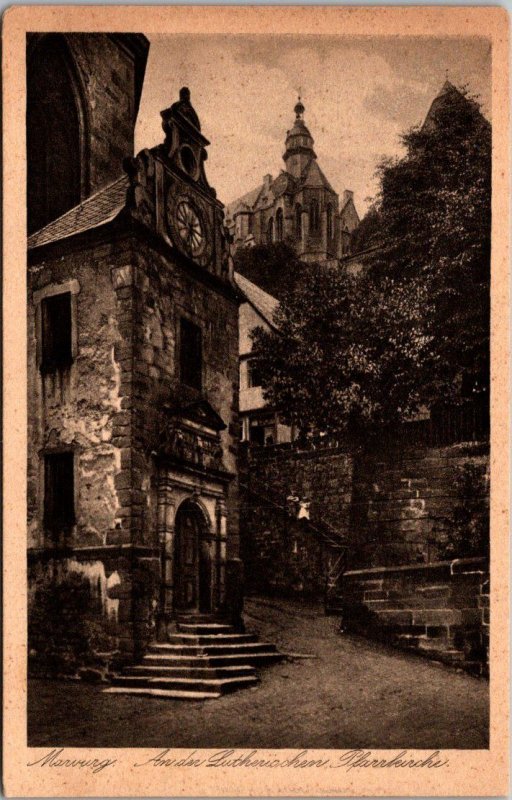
174, 501, 211, 613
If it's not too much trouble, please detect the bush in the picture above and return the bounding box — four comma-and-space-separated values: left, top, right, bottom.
437, 462, 489, 560
28, 570, 116, 675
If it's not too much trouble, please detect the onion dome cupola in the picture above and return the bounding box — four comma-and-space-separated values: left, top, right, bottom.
283, 97, 316, 178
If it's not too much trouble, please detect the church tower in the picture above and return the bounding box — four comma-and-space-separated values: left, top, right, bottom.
27, 59, 243, 671
282, 98, 316, 180
226, 97, 360, 264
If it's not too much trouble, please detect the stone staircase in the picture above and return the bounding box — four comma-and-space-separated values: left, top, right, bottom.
104, 618, 283, 700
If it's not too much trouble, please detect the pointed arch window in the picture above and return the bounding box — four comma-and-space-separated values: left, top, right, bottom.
326, 204, 333, 240
276, 208, 284, 241
267, 217, 274, 245
295, 204, 302, 239
27, 34, 87, 233
310, 199, 320, 233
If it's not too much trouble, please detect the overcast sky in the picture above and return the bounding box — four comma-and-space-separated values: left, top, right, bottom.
135, 35, 491, 217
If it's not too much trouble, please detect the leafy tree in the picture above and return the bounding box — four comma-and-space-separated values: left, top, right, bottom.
252, 262, 432, 435
350, 204, 382, 253
233, 242, 305, 301
437, 462, 489, 560
253, 84, 490, 436
366, 84, 491, 403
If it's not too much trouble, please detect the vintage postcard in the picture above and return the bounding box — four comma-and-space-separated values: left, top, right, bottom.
2, 5, 510, 797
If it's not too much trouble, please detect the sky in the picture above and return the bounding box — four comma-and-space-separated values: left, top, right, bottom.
135, 35, 491, 217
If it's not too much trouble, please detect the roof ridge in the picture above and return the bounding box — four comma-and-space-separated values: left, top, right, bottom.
234, 271, 279, 328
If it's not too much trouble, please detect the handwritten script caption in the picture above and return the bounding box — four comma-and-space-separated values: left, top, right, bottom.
28, 748, 449, 774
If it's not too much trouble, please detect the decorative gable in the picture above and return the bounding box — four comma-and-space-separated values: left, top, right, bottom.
123, 87, 233, 283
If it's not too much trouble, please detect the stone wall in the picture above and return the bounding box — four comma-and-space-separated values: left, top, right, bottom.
60, 34, 148, 194
27, 237, 131, 551
28, 219, 241, 666
350, 439, 489, 568
242, 436, 489, 576
243, 442, 353, 538
240, 489, 330, 598
341, 558, 489, 674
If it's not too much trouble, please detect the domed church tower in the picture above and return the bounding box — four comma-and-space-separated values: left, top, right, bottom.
226, 97, 359, 264
282, 98, 317, 180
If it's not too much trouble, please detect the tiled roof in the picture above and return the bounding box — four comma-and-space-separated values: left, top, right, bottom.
234, 271, 279, 328
300, 159, 336, 194
28, 175, 129, 250
225, 184, 265, 219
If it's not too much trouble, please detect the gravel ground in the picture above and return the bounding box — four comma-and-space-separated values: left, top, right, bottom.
28, 595, 489, 749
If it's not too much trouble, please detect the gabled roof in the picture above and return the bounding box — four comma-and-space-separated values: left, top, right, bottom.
226, 183, 266, 220
234, 271, 279, 328
28, 175, 129, 250
300, 159, 336, 194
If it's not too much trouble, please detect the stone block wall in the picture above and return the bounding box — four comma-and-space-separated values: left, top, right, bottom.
341, 558, 489, 674
350, 440, 489, 568
243, 437, 489, 577
240, 492, 329, 598
27, 237, 133, 551
65, 34, 148, 194
243, 442, 353, 538
128, 238, 241, 553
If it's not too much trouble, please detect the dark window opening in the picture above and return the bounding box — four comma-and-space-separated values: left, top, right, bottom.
267, 217, 274, 245
41, 292, 73, 373
180, 317, 202, 390
180, 145, 197, 176
249, 424, 265, 446
249, 419, 275, 446
327, 204, 333, 239
44, 452, 75, 537
276, 208, 283, 241
247, 360, 262, 388
295, 204, 302, 238
342, 228, 351, 255
310, 199, 320, 232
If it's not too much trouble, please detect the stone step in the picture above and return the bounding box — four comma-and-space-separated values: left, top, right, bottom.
202, 642, 278, 655
142, 652, 283, 668
145, 641, 276, 657
177, 623, 234, 635
125, 664, 256, 679
163, 633, 258, 645
104, 687, 222, 701
111, 673, 259, 694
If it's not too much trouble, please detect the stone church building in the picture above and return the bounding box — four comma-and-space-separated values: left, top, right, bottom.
27, 35, 273, 688
225, 99, 360, 263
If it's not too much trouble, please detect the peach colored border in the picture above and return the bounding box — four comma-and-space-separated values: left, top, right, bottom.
2, 6, 509, 797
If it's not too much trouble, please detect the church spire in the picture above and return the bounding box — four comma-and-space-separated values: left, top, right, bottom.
294, 95, 305, 120
283, 95, 316, 178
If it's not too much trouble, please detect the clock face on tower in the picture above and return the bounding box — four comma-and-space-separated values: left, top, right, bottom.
176, 200, 204, 256
166, 191, 212, 266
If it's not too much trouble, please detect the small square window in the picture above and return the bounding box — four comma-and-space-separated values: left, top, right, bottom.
180, 318, 202, 391
247, 360, 262, 388
44, 452, 75, 535
41, 292, 73, 372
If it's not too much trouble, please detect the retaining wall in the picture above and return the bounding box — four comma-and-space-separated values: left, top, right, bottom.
341, 557, 489, 674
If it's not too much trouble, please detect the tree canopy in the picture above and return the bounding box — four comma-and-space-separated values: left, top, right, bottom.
363, 84, 491, 402
252, 84, 491, 435
233, 242, 304, 302
253, 263, 431, 435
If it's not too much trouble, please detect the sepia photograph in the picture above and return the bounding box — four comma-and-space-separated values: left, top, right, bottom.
2, 8, 509, 795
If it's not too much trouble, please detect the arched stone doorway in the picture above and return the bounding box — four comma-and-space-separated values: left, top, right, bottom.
173, 500, 212, 613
